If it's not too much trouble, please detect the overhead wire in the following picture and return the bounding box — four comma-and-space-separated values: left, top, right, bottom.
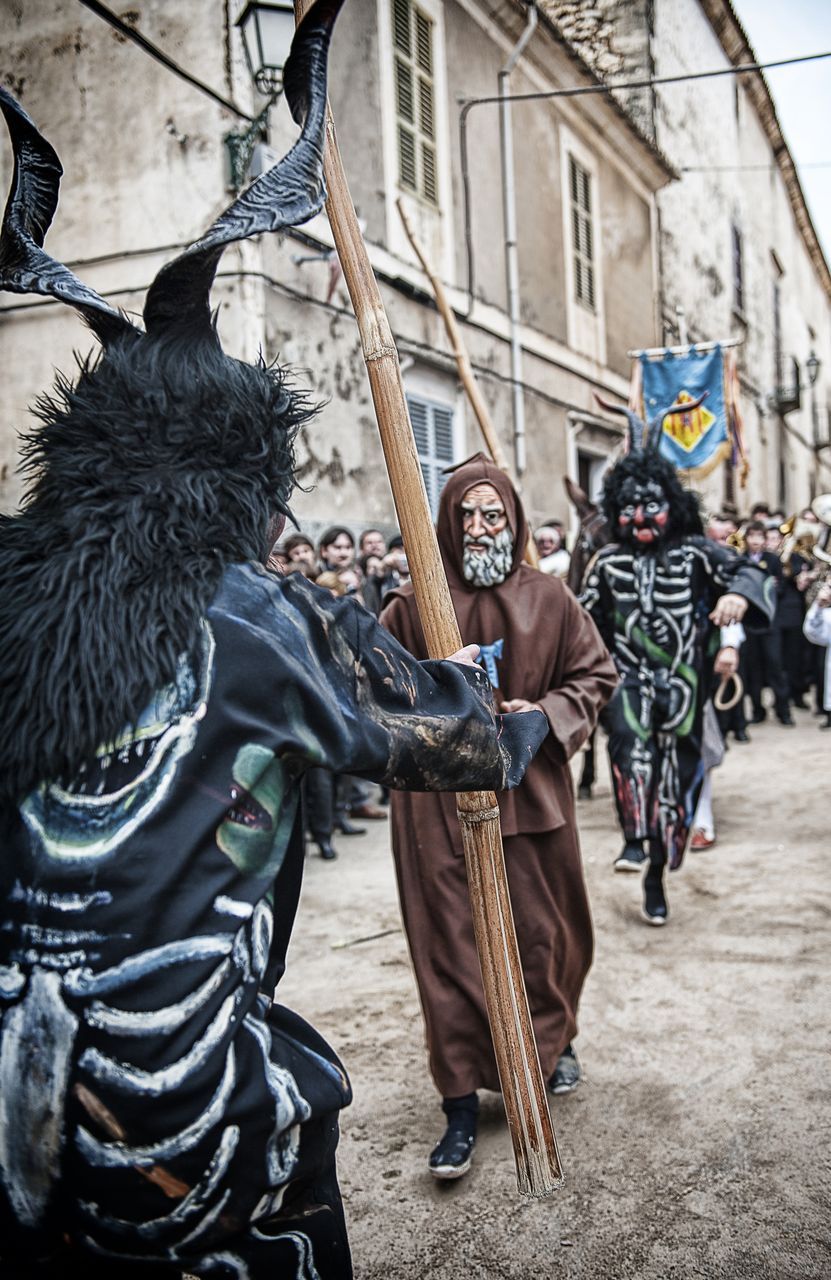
5, 257, 826, 460
460, 48, 831, 311
77, 0, 254, 121
20, 14, 831, 467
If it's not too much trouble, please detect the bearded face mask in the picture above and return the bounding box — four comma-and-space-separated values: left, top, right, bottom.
616, 478, 670, 548
459, 483, 515, 587
462, 526, 515, 586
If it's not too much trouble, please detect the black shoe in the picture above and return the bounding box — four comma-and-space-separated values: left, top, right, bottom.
614, 840, 647, 873
641, 865, 668, 926
733, 729, 750, 743
821, 715, 831, 730
429, 1100, 478, 1181
548, 1044, 581, 1095
577, 783, 592, 800
751, 708, 767, 724
777, 714, 795, 727
316, 839, 337, 861
334, 817, 367, 836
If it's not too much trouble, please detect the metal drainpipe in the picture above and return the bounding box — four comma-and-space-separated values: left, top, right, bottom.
499, 2, 537, 479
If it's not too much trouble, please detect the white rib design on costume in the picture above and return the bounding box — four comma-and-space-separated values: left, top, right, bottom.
79, 1125, 239, 1239
80, 990, 243, 1096
76, 1044, 236, 1166
64, 935, 235, 997
84, 958, 232, 1036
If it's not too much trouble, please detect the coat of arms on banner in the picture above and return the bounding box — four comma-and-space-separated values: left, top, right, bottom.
661, 390, 717, 454
631, 343, 748, 483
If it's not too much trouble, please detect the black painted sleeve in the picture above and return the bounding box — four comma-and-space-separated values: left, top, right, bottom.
344, 600, 549, 791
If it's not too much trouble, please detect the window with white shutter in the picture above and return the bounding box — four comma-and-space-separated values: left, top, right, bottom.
392, 0, 438, 206
407, 393, 455, 517
569, 154, 595, 312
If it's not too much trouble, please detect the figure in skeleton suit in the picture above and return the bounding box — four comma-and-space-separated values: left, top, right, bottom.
580, 397, 774, 925
0, 7, 548, 1275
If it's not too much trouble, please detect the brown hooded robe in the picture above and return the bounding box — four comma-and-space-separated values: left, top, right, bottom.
380, 455, 618, 1097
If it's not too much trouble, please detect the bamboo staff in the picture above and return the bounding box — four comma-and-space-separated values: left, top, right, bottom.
294, 0, 561, 1197
395, 198, 539, 569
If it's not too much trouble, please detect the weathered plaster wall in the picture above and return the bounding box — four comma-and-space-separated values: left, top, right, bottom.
444, 3, 510, 311
599, 166, 653, 377
1, 0, 664, 536
541, 0, 831, 511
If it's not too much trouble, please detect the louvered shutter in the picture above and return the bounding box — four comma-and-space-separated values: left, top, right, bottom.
407, 393, 456, 517
392, 0, 439, 206
569, 155, 596, 312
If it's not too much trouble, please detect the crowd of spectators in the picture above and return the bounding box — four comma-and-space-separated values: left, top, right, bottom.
277, 502, 828, 862
269, 525, 411, 861
531, 498, 829, 731
270, 525, 410, 616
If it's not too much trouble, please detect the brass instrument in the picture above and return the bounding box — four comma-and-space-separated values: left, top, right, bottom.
779, 512, 820, 572
725, 526, 746, 552
799, 494, 831, 605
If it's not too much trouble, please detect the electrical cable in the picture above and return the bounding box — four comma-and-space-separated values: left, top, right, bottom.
681, 162, 831, 173
77, 0, 254, 122
1, 265, 825, 458
460, 49, 831, 312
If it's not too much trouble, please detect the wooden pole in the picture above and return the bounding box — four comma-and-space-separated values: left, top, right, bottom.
395, 198, 540, 570
295, 1, 561, 1198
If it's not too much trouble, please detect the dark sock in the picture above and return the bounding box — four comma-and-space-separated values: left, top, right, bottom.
442, 1092, 479, 1120
644, 860, 667, 915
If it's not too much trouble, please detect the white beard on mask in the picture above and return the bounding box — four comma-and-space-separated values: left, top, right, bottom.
462, 527, 515, 587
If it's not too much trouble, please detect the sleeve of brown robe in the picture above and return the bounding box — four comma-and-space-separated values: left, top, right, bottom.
280, 578, 549, 792
535, 588, 619, 764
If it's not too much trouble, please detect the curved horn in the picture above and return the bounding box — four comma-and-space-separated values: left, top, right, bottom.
143, 0, 344, 338
594, 393, 646, 452
646, 390, 709, 452
0, 86, 136, 346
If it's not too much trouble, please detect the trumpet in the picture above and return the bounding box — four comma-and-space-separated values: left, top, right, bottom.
779, 513, 820, 573
793, 493, 831, 604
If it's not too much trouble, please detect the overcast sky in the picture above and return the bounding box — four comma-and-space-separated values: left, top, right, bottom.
730, 0, 831, 262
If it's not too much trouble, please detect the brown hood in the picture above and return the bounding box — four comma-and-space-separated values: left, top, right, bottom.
436, 453, 529, 590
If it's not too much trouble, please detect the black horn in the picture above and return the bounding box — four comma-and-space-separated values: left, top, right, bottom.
0, 86, 137, 346
594, 393, 646, 453
143, 0, 344, 339
646, 391, 709, 452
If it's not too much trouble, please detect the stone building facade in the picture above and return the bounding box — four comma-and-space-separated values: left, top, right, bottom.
1, 0, 673, 542
542, 0, 831, 515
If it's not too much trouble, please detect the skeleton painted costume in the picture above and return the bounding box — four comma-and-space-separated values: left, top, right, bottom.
580, 404, 774, 873
0, 11, 547, 1275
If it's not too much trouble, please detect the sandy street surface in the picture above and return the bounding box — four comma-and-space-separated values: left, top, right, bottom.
278, 707, 831, 1280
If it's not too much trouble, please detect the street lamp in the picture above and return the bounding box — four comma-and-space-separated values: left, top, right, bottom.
771, 349, 823, 416
225, 1, 295, 191
237, 1, 295, 95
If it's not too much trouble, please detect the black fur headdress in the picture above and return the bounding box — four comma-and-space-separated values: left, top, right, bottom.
0, 0, 343, 801
595, 394, 706, 542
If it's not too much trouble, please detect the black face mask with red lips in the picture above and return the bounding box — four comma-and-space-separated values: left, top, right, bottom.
616, 477, 670, 548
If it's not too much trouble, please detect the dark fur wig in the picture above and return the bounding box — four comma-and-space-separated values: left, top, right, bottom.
0, 0, 343, 801
601, 450, 704, 543
0, 334, 314, 801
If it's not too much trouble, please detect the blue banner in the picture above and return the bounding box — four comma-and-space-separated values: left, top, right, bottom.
640, 346, 730, 472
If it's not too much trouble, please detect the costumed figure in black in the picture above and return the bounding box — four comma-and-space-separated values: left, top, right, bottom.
580, 397, 774, 926
0, 8, 548, 1276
